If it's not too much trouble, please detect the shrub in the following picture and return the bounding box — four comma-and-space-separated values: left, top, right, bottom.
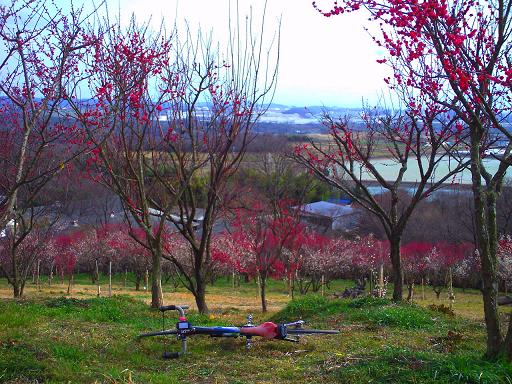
271, 295, 346, 323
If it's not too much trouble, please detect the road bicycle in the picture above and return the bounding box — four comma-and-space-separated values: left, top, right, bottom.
139, 304, 340, 358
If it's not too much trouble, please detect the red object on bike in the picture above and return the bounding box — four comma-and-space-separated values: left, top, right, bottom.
241, 322, 278, 339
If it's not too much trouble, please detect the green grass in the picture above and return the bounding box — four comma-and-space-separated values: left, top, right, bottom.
0, 277, 511, 383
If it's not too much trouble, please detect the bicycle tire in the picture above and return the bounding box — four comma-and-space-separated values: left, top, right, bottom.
286, 329, 339, 336
139, 329, 179, 338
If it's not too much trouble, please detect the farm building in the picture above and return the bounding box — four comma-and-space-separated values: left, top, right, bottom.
293, 200, 359, 232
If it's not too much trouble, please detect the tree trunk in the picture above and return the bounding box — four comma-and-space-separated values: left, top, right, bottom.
448, 267, 455, 310
135, 271, 142, 291
480, 238, 503, 357
469, 126, 503, 358
194, 281, 209, 314
13, 282, 22, 298
312, 276, 320, 292
389, 235, 403, 301
150, 247, 163, 309
260, 273, 267, 313
67, 274, 74, 295
505, 314, 512, 360
407, 282, 414, 302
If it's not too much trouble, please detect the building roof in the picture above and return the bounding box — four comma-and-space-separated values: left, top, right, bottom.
295, 201, 354, 219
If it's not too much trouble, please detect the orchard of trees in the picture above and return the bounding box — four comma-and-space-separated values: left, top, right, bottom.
0, 0, 511, 361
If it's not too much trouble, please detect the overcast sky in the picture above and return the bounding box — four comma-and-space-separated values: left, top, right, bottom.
79, 0, 390, 107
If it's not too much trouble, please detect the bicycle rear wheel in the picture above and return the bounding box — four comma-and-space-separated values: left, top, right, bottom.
139, 329, 178, 338
286, 329, 339, 336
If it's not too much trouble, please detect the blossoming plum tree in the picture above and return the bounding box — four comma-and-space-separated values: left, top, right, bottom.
230, 202, 304, 312
71, 7, 278, 313
69, 18, 174, 308
0, 0, 95, 230
313, 0, 512, 359
153, 17, 279, 314
294, 107, 467, 301
0, 216, 48, 298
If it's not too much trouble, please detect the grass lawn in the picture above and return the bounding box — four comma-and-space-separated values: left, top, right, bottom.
0, 275, 511, 383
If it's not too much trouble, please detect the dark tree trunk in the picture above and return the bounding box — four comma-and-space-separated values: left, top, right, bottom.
13, 282, 22, 298
469, 130, 503, 358
189, 246, 209, 314
312, 277, 321, 292
135, 271, 142, 291
260, 273, 267, 313
478, 191, 503, 358
150, 245, 163, 309
194, 281, 209, 315
433, 287, 442, 300
389, 234, 403, 301
407, 281, 414, 302
67, 274, 74, 294
505, 314, 512, 360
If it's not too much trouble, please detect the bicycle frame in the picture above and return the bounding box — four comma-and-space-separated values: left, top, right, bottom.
139, 304, 339, 358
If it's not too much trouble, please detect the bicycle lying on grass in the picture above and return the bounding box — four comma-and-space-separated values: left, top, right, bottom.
139, 304, 340, 358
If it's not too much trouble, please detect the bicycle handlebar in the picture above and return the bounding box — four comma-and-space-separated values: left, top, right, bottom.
160, 305, 189, 312
160, 305, 189, 319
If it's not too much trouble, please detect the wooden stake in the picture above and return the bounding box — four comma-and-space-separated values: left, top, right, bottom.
321, 275, 325, 297
96, 259, 101, 297
108, 261, 112, 297
379, 263, 384, 298
36, 260, 40, 291
369, 269, 373, 297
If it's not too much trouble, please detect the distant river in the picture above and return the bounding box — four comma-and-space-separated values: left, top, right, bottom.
359, 156, 511, 184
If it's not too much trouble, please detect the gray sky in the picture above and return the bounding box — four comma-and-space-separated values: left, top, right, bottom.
72, 0, 390, 107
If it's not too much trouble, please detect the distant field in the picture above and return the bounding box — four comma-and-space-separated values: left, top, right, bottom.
0, 275, 511, 383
